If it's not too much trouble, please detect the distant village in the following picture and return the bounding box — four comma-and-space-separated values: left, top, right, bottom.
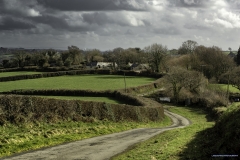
0, 41, 239, 75
0, 46, 152, 72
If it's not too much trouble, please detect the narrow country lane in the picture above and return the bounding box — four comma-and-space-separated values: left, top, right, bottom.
1, 106, 190, 160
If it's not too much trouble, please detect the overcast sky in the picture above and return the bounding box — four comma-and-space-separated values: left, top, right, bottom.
0, 0, 239, 51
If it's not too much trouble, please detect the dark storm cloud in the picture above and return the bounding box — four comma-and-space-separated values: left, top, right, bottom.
82, 12, 125, 26
168, 0, 211, 8
81, 12, 150, 27
29, 15, 96, 33
0, 16, 35, 31
30, 15, 70, 30
0, 0, 150, 32
0, 0, 41, 16
37, 0, 148, 11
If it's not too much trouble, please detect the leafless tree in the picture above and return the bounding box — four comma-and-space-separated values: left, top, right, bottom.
164, 67, 207, 103
178, 40, 198, 54
144, 43, 168, 73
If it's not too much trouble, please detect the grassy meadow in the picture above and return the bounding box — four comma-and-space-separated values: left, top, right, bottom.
0, 71, 40, 77
0, 75, 157, 92
208, 83, 240, 93
39, 96, 123, 104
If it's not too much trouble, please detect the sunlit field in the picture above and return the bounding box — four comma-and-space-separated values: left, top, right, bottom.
39, 96, 123, 104
0, 71, 40, 77
0, 75, 157, 92
208, 83, 240, 93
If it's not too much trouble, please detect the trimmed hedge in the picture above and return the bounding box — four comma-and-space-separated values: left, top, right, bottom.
0, 69, 163, 82
0, 67, 37, 73
3, 89, 144, 106
113, 70, 165, 78
0, 95, 164, 125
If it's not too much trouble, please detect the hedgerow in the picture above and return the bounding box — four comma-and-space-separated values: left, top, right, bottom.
0, 70, 113, 82
0, 94, 164, 125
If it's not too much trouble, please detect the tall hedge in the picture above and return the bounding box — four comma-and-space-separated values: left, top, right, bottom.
0, 95, 164, 125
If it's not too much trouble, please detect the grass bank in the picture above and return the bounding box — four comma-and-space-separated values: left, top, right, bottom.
112, 106, 215, 160
0, 116, 171, 158
0, 75, 157, 92
180, 103, 240, 159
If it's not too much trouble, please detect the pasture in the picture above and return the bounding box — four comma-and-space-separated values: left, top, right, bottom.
0, 71, 40, 77
39, 96, 123, 104
0, 74, 157, 92
208, 84, 240, 93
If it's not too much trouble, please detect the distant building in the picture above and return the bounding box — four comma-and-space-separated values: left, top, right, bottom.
131, 63, 150, 72
86, 62, 117, 69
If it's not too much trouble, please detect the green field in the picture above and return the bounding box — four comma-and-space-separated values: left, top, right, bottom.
0, 71, 40, 77
0, 75, 157, 92
222, 51, 237, 55
208, 83, 240, 93
39, 96, 123, 104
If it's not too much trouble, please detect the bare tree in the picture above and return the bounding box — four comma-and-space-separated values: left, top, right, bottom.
228, 47, 232, 52
144, 43, 168, 73
14, 51, 27, 67
178, 40, 198, 54
193, 45, 235, 80
68, 46, 84, 65
164, 67, 206, 103
85, 49, 103, 63
221, 66, 240, 90
236, 46, 240, 66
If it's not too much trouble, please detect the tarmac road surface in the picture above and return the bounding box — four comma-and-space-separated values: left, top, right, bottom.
1, 107, 190, 160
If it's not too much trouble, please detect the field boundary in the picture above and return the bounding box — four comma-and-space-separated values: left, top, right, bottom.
0, 69, 164, 82
0, 93, 164, 125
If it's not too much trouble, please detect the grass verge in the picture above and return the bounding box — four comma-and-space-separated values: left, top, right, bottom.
0, 116, 171, 158
112, 106, 215, 160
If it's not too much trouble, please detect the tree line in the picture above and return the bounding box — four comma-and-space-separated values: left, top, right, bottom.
1, 40, 239, 82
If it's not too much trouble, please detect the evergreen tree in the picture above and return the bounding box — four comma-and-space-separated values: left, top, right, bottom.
237, 47, 240, 65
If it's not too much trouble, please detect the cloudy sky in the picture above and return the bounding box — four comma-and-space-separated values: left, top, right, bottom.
0, 0, 239, 51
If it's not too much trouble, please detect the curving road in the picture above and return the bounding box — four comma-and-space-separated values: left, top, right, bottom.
1, 106, 190, 160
